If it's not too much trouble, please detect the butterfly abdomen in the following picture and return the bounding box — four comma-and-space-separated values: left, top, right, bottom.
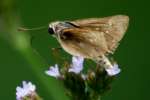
94, 55, 113, 69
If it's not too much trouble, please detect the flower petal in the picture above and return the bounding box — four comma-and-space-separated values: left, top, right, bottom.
69, 56, 84, 74
16, 81, 36, 100
45, 64, 61, 78
105, 63, 121, 76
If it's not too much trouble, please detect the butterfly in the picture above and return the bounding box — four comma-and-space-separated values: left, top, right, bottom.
18, 15, 129, 70
48, 15, 129, 69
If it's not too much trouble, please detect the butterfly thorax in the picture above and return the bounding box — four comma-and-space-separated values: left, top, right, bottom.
49, 21, 77, 36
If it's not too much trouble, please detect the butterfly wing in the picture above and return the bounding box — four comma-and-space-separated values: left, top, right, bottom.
59, 28, 109, 58
71, 15, 129, 53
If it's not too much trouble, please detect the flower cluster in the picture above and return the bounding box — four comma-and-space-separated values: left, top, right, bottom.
45, 56, 121, 100
45, 56, 120, 79
45, 56, 84, 78
16, 81, 41, 100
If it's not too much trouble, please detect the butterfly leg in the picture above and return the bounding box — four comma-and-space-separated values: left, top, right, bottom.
51, 47, 62, 51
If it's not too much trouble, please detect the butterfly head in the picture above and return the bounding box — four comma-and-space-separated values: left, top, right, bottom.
48, 21, 78, 37
48, 21, 60, 36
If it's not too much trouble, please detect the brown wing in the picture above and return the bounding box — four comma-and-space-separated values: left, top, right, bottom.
59, 28, 109, 58
71, 15, 129, 53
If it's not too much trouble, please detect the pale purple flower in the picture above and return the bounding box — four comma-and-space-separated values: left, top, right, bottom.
105, 63, 121, 76
68, 56, 84, 74
16, 81, 36, 100
45, 64, 61, 78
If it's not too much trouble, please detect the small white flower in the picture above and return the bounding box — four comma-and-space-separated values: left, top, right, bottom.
16, 81, 36, 100
45, 64, 61, 78
81, 74, 87, 80
105, 63, 121, 76
69, 56, 84, 74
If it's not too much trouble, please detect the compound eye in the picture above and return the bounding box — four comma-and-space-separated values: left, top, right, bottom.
48, 27, 54, 35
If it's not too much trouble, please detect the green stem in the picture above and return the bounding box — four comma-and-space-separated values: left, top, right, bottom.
0, 0, 68, 100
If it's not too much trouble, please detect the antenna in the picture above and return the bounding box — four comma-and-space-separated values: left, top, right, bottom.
18, 26, 47, 31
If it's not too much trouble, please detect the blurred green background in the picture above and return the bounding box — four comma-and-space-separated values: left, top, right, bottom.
0, 0, 150, 100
